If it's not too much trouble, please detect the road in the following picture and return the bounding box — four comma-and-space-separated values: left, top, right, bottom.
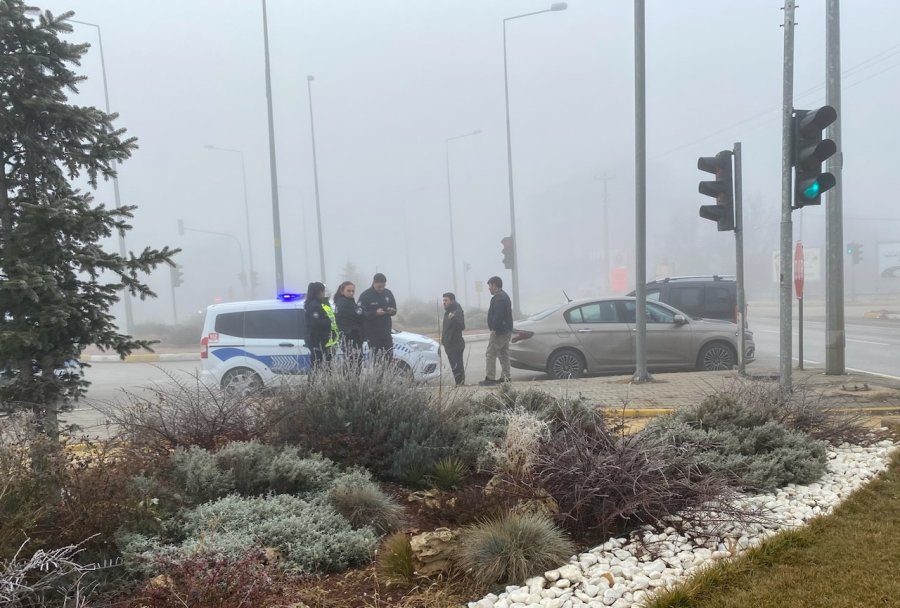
749, 311, 900, 379
65, 318, 898, 436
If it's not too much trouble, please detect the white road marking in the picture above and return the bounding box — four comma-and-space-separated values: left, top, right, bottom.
846, 368, 900, 381
846, 339, 890, 346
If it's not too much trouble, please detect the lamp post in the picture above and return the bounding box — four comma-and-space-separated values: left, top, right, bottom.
69, 19, 134, 334
204, 145, 257, 298
502, 2, 567, 317
261, 0, 285, 294
306, 75, 326, 283
445, 129, 481, 296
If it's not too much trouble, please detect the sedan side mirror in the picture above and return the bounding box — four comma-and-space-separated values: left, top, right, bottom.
673, 314, 688, 325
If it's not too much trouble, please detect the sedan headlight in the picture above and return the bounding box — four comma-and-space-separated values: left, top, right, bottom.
406, 340, 436, 352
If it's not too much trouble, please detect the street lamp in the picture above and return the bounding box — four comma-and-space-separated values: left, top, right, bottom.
502, 2, 567, 317
306, 75, 326, 283
445, 129, 482, 296
204, 145, 257, 298
69, 19, 134, 334
261, 0, 285, 294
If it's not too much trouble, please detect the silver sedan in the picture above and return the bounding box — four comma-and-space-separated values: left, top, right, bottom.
509, 297, 754, 379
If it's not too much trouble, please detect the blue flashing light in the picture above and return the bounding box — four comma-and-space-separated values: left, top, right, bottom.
278, 293, 304, 302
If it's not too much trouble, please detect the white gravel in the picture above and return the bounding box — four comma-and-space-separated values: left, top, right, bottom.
468, 440, 897, 608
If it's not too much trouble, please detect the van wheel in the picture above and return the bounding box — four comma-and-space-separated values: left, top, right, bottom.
395, 360, 414, 381
221, 368, 263, 396
547, 349, 586, 379
697, 342, 736, 371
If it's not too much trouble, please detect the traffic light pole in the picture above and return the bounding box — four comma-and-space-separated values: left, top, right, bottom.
169, 266, 179, 325
825, 0, 846, 374
632, 0, 651, 383
779, 0, 797, 389
733, 142, 747, 375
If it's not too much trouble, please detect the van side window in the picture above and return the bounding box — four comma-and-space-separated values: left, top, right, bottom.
244, 309, 303, 340
214, 312, 244, 337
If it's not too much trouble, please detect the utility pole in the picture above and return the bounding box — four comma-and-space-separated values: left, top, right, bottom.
262, 0, 285, 293
306, 75, 326, 284
633, 0, 650, 383
825, 0, 845, 374
734, 142, 747, 375
779, 0, 797, 389
597, 174, 614, 292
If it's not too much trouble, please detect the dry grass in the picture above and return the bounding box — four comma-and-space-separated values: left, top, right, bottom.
644, 449, 900, 608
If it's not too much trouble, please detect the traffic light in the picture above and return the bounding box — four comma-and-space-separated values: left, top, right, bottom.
238, 271, 247, 288
792, 106, 837, 208
170, 264, 184, 288
698, 150, 735, 232
501, 236, 514, 270
250, 271, 259, 291
847, 242, 863, 265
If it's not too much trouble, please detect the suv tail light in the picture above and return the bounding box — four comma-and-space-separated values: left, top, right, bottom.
733, 304, 738, 324
200, 336, 209, 359
511, 330, 534, 344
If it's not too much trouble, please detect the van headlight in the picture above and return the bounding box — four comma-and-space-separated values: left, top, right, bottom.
406, 340, 436, 352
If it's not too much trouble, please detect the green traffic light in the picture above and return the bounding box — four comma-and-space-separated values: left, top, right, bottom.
802, 179, 821, 200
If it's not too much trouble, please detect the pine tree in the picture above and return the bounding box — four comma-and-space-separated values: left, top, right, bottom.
0, 2, 177, 438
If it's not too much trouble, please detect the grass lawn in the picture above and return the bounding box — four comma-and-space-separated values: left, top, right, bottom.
645, 449, 900, 608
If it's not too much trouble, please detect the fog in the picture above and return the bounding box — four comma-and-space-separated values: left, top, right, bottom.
43, 0, 900, 325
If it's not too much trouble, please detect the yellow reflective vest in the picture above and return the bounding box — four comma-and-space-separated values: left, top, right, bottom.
322, 303, 339, 348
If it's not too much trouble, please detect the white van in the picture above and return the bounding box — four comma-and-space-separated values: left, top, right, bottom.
199, 296, 441, 393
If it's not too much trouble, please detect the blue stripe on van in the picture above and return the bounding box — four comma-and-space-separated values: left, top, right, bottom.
211, 347, 312, 374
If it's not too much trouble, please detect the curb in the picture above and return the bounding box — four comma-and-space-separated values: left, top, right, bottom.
602, 405, 900, 419
81, 353, 199, 363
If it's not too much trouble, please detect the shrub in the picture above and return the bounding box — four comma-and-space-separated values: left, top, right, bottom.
95, 371, 263, 456
327, 469, 405, 533
428, 457, 468, 491
486, 408, 549, 481
132, 550, 273, 608
456, 512, 575, 587
0, 539, 104, 607
260, 360, 462, 479
647, 387, 832, 492
170, 446, 235, 503
679, 379, 871, 446
119, 494, 377, 576
376, 533, 415, 584
266, 449, 341, 494
517, 400, 747, 539
212, 440, 275, 495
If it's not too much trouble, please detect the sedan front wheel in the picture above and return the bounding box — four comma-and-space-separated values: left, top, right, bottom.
697, 342, 736, 371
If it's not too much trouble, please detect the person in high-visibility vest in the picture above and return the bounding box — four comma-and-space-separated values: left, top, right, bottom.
305, 282, 336, 371
321, 299, 339, 351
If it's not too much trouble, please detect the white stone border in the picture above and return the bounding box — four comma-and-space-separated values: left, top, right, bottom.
469, 440, 897, 608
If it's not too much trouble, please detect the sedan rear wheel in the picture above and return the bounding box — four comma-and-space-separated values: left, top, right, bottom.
697, 342, 736, 371
547, 349, 586, 379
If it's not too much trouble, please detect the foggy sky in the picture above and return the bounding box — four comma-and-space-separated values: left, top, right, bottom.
39, 0, 900, 323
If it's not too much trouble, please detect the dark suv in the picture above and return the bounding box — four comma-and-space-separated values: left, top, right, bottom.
630, 275, 738, 322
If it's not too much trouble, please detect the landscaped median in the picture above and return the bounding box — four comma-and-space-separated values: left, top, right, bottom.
467, 440, 897, 608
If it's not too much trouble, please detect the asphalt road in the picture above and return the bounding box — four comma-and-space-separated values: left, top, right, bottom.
748, 313, 900, 379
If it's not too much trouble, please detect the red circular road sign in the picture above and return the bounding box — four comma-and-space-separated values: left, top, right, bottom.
794, 241, 805, 298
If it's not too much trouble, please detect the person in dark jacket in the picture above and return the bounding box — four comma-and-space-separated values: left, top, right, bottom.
358, 273, 397, 361
441, 292, 466, 385
334, 281, 364, 366
304, 282, 333, 371
480, 276, 513, 385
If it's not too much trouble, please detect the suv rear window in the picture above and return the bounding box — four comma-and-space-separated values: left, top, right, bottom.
669, 286, 704, 317
214, 312, 244, 337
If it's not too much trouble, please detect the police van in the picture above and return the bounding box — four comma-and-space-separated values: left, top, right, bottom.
199, 295, 441, 393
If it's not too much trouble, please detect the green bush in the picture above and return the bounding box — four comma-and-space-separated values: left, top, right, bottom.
170, 443, 344, 502
170, 446, 235, 503
428, 457, 468, 491
647, 389, 831, 492
456, 512, 575, 587
327, 469, 404, 533
376, 532, 415, 584
261, 360, 463, 480
119, 494, 377, 576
